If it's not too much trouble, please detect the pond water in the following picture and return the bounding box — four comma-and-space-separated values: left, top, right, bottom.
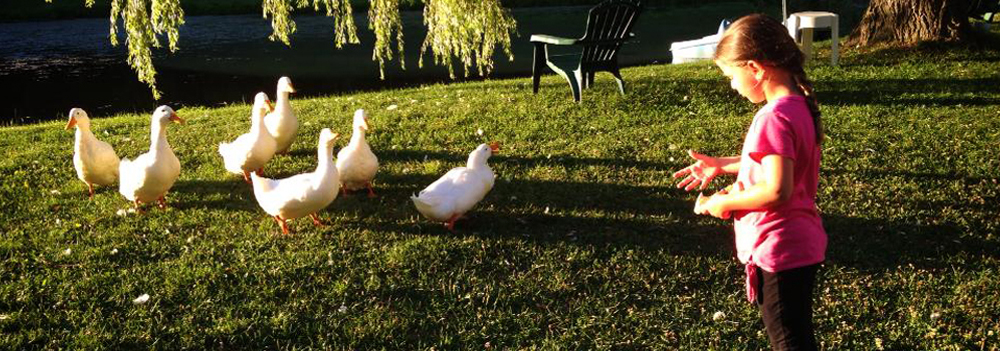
0, 4, 754, 124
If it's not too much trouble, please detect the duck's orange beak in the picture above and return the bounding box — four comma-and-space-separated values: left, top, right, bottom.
266, 100, 274, 113
362, 117, 370, 131
170, 113, 185, 124
65, 115, 77, 130
288, 84, 297, 94
489, 141, 500, 155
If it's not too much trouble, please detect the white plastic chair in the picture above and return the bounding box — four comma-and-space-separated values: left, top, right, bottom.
786, 11, 839, 66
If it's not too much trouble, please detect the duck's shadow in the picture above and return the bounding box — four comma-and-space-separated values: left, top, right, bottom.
170, 178, 259, 213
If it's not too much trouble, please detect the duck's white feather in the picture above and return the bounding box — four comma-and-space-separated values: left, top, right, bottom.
336, 109, 378, 190
411, 144, 496, 223
251, 128, 340, 220
264, 77, 298, 153
68, 108, 120, 188
74, 128, 120, 186
219, 93, 276, 175
118, 106, 182, 203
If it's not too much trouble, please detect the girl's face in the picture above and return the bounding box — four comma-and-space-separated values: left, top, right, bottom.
716, 60, 766, 104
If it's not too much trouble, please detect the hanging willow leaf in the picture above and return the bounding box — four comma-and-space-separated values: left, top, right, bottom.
420, 0, 516, 78
262, 0, 297, 45
89, 0, 518, 99
107, 0, 184, 100
369, 0, 405, 79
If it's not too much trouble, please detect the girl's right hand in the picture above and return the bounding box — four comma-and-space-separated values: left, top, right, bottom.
673, 150, 722, 191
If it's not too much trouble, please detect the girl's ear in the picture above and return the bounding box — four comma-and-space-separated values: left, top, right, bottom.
745, 60, 767, 81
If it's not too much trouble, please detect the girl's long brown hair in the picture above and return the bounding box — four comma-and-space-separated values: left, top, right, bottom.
714, 14, 823, 144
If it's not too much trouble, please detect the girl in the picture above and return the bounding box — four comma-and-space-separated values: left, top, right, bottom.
672, 14, 827, 351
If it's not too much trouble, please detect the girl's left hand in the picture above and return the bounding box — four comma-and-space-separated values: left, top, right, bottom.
694, 190, 731, 219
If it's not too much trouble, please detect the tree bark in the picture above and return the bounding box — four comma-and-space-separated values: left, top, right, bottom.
847, 0, 974, 46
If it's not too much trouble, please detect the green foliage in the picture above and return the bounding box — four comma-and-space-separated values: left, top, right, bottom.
52, 0, 516, 101
369, 0, 405, 79
419, 0, 517, 78
108, 0, 185, 100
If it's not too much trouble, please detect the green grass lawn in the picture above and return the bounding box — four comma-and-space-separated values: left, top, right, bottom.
2, 40, 1000, 349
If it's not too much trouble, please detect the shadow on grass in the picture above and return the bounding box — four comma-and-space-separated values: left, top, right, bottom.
822, 78, 1000, 107
169, 178, 258, 213
378, 148, 679, 171
824, 214, 999, 271
840, 36, 1000, 68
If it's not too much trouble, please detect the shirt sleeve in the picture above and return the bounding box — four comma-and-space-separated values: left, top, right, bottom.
748, 110, 797, 164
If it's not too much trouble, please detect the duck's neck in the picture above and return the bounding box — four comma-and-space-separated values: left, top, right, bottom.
150, 123, 170, 155
467, 157, 490, 170
251, 114, 267, 135
74, 127, 94, 151
314, 143, 336, 182
349, 128, 366, 145
276, 92, 291, 110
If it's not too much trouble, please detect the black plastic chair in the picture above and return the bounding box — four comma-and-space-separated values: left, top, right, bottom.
530, 0, 642, 102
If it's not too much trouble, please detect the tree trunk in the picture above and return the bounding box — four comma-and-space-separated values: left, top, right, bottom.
847, 0, 974, 46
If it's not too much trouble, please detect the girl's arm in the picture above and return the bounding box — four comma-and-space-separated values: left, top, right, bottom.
715, 156, 742, 174
697, 155, 793, 217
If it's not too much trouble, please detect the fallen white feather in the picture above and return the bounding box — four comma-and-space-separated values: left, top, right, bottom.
713, 311, 725, 321
133, 294, 150, 304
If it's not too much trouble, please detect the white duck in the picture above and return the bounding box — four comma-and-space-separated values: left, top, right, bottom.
66, 108, 121, 199
412, 142, 500, 231
219, 92, 277, 183
118, 106, 184, 210
263, 76, 298, 154
251, 128, 341, 235
336, 108, 379, 197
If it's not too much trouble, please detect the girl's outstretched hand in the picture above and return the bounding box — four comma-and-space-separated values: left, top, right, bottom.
673, 150, 722, 191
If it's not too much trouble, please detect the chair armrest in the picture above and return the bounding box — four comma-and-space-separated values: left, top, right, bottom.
578, 37, 633, 45
530, 34, 578, 46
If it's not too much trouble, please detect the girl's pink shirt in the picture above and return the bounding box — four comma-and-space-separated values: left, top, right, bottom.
733, 95, 827, 273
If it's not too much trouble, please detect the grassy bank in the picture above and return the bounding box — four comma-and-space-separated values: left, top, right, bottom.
2, 41, 1000, 349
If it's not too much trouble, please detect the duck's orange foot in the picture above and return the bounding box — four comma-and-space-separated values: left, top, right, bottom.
309, 213, 325, 227
273, 215, 291, 235
365, 182, 377, 198
444, 214, 460, 231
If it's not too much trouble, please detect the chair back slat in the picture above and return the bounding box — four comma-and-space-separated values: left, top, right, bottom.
579, 0, 641, 65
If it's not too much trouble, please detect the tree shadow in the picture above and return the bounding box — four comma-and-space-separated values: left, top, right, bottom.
821, 77, 1000, 107
823, 214, 999, 271
820, 166, 999, 271
839, 37, 1000, 68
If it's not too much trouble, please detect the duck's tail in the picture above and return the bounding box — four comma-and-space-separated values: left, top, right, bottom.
219, 142, 243, 174
250, 171, 278, 194
117, 158, 134, 199
411, 193, 444, 220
